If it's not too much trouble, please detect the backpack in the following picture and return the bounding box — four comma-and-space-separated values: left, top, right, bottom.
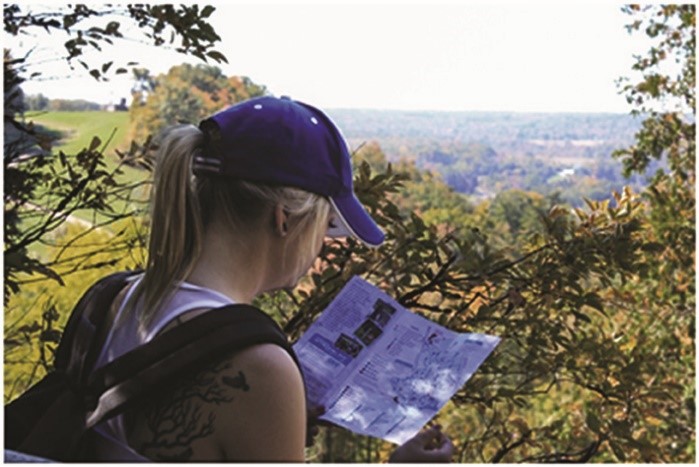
4, 271, 300, 461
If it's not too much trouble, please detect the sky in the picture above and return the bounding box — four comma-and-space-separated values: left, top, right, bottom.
9, 1, 651, 113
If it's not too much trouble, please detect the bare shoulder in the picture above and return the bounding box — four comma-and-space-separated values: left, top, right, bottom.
231, 341, 302, 381
219, 344, 307, 459
126, 343, 306, 462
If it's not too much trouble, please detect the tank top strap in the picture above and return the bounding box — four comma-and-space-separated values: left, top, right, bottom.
144, 281, 235, 342
144, 298, 235, 341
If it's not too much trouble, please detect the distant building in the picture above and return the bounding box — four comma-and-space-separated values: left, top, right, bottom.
557, 168, 576, 179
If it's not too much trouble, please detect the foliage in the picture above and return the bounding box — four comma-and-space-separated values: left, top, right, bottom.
4, 220, 146, 402
614, 4, 695, 306
263, 156, 691, 462
469, 189, 557, 251
3, 4, 226, 300
607, 5, 696, 460
3, 4, 227, 82
23, 93, 49, 111
4, 58, 147, 301
3, 3, 694, 464
128, 63, 266, 143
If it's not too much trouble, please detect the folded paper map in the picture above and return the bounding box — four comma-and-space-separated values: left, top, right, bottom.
293, 276, 500, 444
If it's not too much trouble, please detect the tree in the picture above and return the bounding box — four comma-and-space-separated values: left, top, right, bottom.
128, 63, 266, 144
614, 4, 695, 306
471, 189, 553, 250
607, 5, 696, 461
23, 93, 49, 111
4, 4, 228, 299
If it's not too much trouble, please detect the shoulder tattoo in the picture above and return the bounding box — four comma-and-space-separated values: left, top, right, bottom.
134, 360, 251, 461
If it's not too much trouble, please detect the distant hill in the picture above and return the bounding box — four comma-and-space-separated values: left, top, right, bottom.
327, 108, 641, 160
326, 109, 647, 205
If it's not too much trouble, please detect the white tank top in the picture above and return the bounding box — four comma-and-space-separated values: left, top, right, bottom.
92, 273, 235, 461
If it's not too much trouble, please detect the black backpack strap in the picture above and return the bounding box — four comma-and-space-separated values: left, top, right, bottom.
55, 270, 140, 378
9, 271, 139, 460
84, 304, 298, 428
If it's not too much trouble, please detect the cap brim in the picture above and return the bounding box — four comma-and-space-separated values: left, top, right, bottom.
327, 194, 385, 247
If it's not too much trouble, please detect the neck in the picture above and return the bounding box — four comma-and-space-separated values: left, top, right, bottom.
186, 223, 274, 304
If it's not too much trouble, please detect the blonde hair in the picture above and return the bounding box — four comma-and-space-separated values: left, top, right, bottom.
125, 124, 330, 336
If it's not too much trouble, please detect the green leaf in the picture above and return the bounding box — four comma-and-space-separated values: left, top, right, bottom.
586, 412, 602, 433
583, 293, 607, 316
611, 420, 631, 438
609, 441, 626, 461
88, 136, 102, 152
26, 260, 64, 286
201, 5, 216, 18
63, 14, 77, 29
572, 311, 591, 323
40, 329, 62, 343
206, 50, 228, 63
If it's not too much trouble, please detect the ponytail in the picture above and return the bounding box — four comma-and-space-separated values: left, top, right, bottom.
125, 125, 206, 336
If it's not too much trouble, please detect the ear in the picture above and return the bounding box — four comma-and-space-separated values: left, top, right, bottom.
273, 204, 289, 237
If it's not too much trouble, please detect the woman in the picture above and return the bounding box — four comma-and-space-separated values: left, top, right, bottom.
92, 96, 454, 462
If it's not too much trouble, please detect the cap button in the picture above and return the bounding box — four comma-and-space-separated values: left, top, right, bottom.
280, 95, 291, 100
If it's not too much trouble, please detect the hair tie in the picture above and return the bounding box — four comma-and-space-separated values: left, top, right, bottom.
193, 119, 223, 175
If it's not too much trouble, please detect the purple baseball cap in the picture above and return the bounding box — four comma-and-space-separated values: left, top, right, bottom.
193, 95, 385, 247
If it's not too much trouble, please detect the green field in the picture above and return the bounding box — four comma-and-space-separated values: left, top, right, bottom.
30, 110, 131, 166
28, 111, 151, 223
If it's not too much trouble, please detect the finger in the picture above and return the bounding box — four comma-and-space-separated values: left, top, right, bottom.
436, 435, 454, 455
425, 427, 448, 450
418, 437, 455, 463
431, 435, 454, 457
